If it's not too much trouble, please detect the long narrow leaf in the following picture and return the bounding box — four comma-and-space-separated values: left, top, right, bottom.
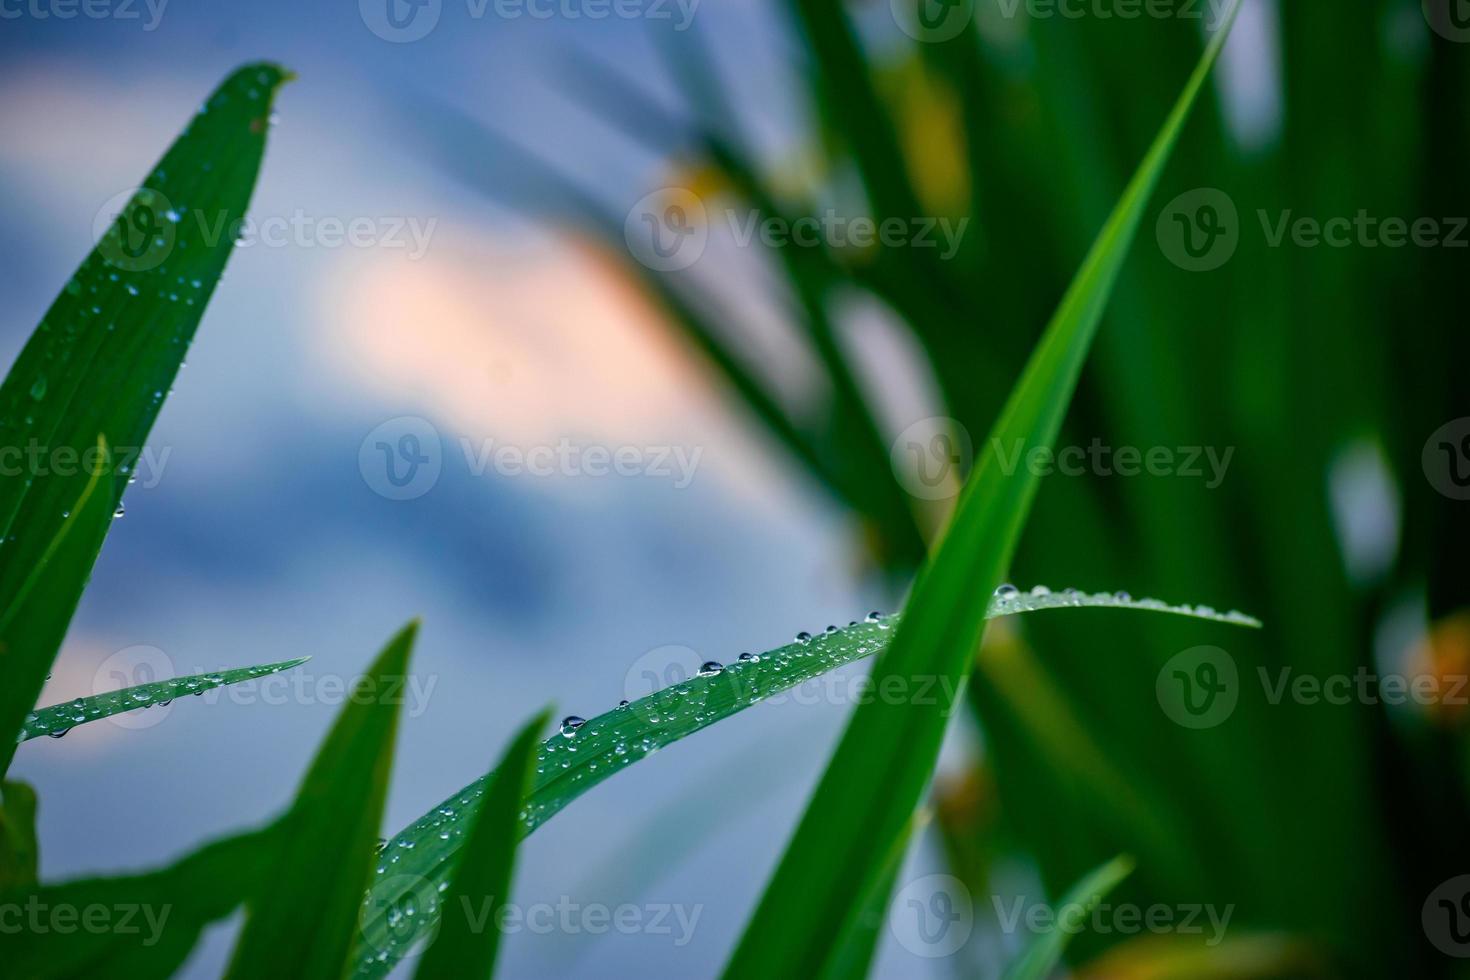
412, 707, 552, 980
353, 590, 1254, 976
0, 780, 39, 891
0, 64, 290, 774
0, 825, 277, 978
15, 657, 310, 743
1002, 855, 1135, 980
226, 621, 418, 980
0, 597, 1249, 979
723, 7, 1242, 975
0, 439, 112, 774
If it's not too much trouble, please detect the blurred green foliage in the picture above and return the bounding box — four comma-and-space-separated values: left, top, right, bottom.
440, 1, 1470, 973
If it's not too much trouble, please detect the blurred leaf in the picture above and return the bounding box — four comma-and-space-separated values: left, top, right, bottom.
226, 621, 418, 980
1076, 931, 1327, 980
1003, 854, 1135, 980
0, 63, 290, 776
416, 102, 901, 559
723, 7, 1241, 974
551, 51, 925, 565
16, 657, 310, 743
413, 707, 551, 980
0, 780, 39, 891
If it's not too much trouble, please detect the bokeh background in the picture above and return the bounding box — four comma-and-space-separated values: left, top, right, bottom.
3, 0, 1469, 976
0, 5, 921, 977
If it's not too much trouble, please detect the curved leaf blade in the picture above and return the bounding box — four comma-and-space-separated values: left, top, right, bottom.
724, 6, 1243, 975
226, 621, 418, 980
412, 707, 552, 980
16, 657, 311, 743
0, 780, 39, 891
0, 598, 1251, 979
0, 64, 291, 774
1003, 854, 1135, 980
0, 825, 277, 979
353, 590, 1255, 976
0, 439, 112, 775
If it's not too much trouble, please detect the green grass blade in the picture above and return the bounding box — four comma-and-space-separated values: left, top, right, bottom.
1002, 855, 1135, 980
0, 780, 39, 891
723, 6, 1242, 976
0, 824, 277, 978
412, 708, 552, 980
0, 64, 289, 774
15, 657, 311, 743
352, 591, 1253, 976
0, 440, 112, 775
226, 621, 418, 980
0, 595, 1246, 978
819, 809, 931, 980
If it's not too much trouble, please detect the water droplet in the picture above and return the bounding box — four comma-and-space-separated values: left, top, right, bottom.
616, 699, 629, 708
825, 625, 838, 634
866, 610, 884, 623
1114, 591, 1131, 602
698, 661, 724, 676
1030, 585, 1051, 597
795, 631, 813, 645
113, 503, 126, 519
46, 728, 70, 739
29, 378, 46, 400
559, 715, 586, 737
737, 652, 755, 662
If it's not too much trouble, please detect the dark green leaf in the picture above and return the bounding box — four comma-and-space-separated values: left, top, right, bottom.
0, 440, 112, 776
353, 592, 1253, 976
412, 707, 552, 980
226, 621, 418, 980
0, 824, 277, 979
0, 64, 290, 775
723, 7, 1242, 975
0, 780, 39, 891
